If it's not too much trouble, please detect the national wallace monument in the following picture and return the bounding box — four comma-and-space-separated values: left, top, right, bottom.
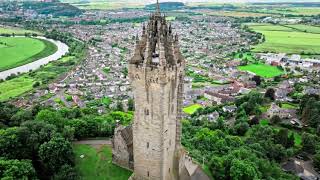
112, 1, 210, 180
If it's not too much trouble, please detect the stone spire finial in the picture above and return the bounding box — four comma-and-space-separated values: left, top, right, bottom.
156, 0, 160, 14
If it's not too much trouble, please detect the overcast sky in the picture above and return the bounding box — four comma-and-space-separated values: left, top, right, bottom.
126, 0, 320, 3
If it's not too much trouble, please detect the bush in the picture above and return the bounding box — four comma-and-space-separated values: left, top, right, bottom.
54, 165, 77, 180
33, 81, 41, 88
39, 135, 74, 172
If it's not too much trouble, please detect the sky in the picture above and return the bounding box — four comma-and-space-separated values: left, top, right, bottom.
58, 0, 320, 3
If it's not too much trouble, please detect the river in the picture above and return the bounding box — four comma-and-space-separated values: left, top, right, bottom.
0, 36, 69, 80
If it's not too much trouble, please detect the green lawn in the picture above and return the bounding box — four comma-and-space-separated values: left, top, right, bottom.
0, 27, 41, 35
260, 119, 269, 126
238, 63, 284, 78
183, 104, 202, 115
248, 23, 320, 55
0, 76, 34, 101
259, 105, 270, 113
74, 144, 132, 180
165, 16, 176, 21
292, 132, 302, 146
281, 103, 298, 109
0, 37, 57, 71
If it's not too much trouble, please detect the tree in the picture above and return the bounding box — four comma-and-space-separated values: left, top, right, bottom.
233, 122, 249, 136
287, 133, 295, 148
128, 98, 135, 111
301, 133, 317, 154
0, 127, 25, 159
39, 135, 74, 173
265, 88, 276, 101
33, 81, 40, 88
301, 99, 320, 127
53, 165, 77, 180
209, 156, 226, 180
313, 153, 320, 170
230, 159, 259, 180
0, 102, 19, 126
249, 116, 259, 126
252, 75, 262, 86
270, 115, 281, 125
275, 129, 288, 147
66, 119, 88, 139
116, 101, 124, 111
10, 110, 33, 126
0, 159, 36, 180
36, 109, 64, 129
59, 108, 82, 119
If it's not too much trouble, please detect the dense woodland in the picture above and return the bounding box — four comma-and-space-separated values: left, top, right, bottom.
0, 101, 133, 179
183, 92, 320, 180
1, 91, 320, 179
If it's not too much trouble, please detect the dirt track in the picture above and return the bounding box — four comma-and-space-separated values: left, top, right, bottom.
74, 139, 112, 150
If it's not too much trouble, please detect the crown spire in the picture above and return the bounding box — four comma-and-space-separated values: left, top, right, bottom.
156, 0, 160, 14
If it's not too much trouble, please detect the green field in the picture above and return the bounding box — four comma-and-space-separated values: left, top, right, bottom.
238, 63, 284, 78
0, 76, 34, 101
207, 11, 273, 17
0, 27, 41, 35
70, 1, 143, 10
183, 104, 202, 115
0, 37, 57, 71
165, 16, 176, 21
0, 55, 77, 101
281, 103, 298, 109
293, 132, 302, 146
248, 23, 320, 55
285, 24, 320, 34
260, 119, 269, 126
255, 7, 320, 16
74, 144, 132, 180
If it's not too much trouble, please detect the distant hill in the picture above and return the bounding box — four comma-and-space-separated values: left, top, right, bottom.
22, 1, 83, 17
145, 2, 185, 10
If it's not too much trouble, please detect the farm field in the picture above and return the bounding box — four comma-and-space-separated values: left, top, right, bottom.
284, 24, 320, 34
74, 144, 132, 180
0, 27, 41, 35
207, 11, 273, 17
238, 63, 284, 78
183, 104, 202, 115
165, 16, 176, 21
0, 37, 58, 71
255, 7, 320, 16
248, 23, 320, 55
71, 2, 143, 10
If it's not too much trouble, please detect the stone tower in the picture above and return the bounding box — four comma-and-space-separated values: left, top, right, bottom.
128, 1, 185, 179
